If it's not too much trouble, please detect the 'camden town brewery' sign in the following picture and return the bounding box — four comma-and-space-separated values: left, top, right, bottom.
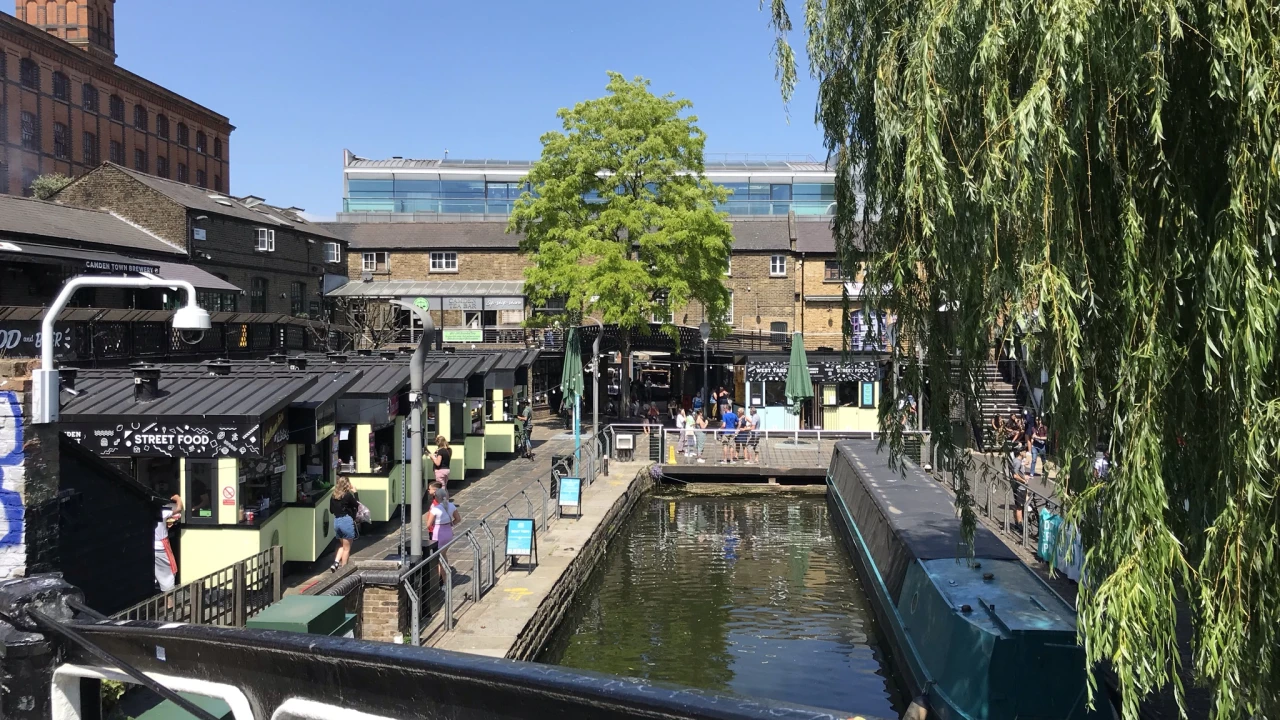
63, 419, 269, 458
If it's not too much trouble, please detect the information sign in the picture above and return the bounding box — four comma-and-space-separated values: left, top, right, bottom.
558, 477, 581, 516
506, 518, 537, 569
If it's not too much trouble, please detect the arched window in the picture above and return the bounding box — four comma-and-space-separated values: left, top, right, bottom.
176, 122, 189, 146
214, 138, 223, 159
133, 104, 147, 131
108, 94, 124, 121
19, 58, 39, 89
66, 1, 79, 25
195, 131, 207, 154
51, 71, 68, 100
81, 83, 97, 111
156, 114, 169, 139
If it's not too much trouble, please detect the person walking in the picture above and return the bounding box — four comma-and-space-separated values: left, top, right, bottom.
675, 408, 688, 455
739, 407, 757, 464
719, 405, 739, 464
1030, 418, 1049, 476
432, 436, 452, 489
425, 485, 460, 584
329, 476, 359, 572
693, 410, 709, 462
516, 399, 535, 460
154, 494, 182, 591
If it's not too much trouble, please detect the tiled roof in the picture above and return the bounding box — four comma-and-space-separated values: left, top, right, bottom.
794, 219, 866, 253
0, 194, 185, 256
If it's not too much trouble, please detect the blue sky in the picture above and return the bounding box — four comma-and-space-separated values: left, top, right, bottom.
110, 0, 824, 218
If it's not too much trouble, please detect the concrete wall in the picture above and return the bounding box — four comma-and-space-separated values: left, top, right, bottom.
0, 358, 58, 580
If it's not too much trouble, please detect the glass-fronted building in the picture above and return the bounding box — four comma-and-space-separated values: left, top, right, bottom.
340, 151, 837, 219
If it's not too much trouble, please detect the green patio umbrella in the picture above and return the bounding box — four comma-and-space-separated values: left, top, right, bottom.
784, 332, 814, 441
561, 328, 585, 463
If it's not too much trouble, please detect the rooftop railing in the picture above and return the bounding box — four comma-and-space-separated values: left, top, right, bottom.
342, 198, 837, 217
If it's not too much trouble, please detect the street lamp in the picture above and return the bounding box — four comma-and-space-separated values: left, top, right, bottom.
588, 317, 603, 449
389, 299, 435, 564
699, 321, 711, 413
32, 276, 210, 424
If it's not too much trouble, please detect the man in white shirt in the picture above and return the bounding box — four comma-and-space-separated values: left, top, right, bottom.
674, 409, 687, 455
154, 494, 183, 591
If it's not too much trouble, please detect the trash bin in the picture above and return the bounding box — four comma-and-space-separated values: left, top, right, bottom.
247, 595, 357, 638
551, 454, 575, 477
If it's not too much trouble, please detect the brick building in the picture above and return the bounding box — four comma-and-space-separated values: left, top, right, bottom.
56, 163, 348, 316
0, 1, 232, 197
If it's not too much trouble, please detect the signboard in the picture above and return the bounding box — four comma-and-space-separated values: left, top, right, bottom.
62, 420, 263, 458
314, 399, 337, 443
443, 329, 483, 343
559, 477, 581, 514
221, 486, 236, 506
506, 518, 537, 568
444, 297, 481, 311
0, 322, 75, 360
193, 227, 207, 241
860, 382, 876, 408
85, 259, 161, 274
745, 358, 880, 383
484, 297, 523, 310
413, 297, 430, 311
387, 392, 401, 418
264, 410, 290, 453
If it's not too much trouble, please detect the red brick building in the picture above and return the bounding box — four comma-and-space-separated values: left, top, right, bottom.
0, 1, 231, 196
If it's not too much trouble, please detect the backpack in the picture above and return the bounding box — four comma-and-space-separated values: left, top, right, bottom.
355, 501, 371, 524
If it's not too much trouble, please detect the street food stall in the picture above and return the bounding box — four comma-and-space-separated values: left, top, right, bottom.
743, 352, 884, 431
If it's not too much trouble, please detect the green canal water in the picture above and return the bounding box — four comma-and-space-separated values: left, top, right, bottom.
539, 493, 906, 718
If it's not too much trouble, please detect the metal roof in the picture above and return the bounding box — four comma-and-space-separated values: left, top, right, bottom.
0, 195, 185, 256
152, 259, 242, 291
59, 372, 314, 419
327, 280, 525, 298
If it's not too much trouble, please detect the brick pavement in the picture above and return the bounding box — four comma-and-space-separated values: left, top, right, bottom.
287, 430, 580, 595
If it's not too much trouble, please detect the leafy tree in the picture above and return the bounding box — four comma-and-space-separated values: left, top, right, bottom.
30, 173, 73, 200
510, 72, 734, 411
767, 0, 1279, 717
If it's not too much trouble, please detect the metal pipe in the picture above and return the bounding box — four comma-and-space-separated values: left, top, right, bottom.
589, 318, 602, 457
390, 300, 434, 565
443, 562, 454, 631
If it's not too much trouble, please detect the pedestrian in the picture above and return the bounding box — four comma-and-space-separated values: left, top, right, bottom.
718, 388, 731, 420
425, 486, 460, 584
1030, 418, 1048, 476
516, 400, 535, 460
154, 494, 182, 591
1007, 449, 1030, 529
738, 407, 755, 464
694, 410, 709, 462
648, 403, 660, 428
720, 404, 739, 463
684, 409, 699, 458
675, 408, 687, 455
1007, 412, 1024, 447
748, 407, 762, 462
692, 394, 703, 415
432, 435, 452, 489
329, 475, 359, 572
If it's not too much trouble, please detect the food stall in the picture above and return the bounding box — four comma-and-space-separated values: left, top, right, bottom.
330, 357, 412, 523
743, 351, 884, 431
58, 365, 316, 582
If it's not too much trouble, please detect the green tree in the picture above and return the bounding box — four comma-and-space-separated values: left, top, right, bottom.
510, 73, 733, 411
30, 173, 73, 200
767, 0, 1278, 717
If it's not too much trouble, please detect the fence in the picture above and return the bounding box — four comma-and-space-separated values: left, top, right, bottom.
653, 428, 928, 468
398, 433, 606, 644
931, 446, 1063, 553
112, 546, 284, 625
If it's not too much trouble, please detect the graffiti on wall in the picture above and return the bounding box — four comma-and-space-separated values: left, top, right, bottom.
0, 391, 25, 547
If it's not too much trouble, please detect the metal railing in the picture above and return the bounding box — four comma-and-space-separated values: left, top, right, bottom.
398, 433, 605, 644
645, 427, 930, 468
930, 447, 1063, 554
112, 546, 284, 625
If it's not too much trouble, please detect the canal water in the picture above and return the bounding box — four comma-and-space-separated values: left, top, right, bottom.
539, 492, 906, 718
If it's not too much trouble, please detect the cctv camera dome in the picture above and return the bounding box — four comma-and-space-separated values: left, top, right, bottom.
173, 304, 212, 331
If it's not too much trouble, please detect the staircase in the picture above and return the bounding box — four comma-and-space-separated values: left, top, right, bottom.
976, 363, 1024, 449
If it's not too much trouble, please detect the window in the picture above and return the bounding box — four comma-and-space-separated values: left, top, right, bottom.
213, 175, 222, 192
290, 282, 305, 316
724, 257, 732, 276
256, 228, 275, 252
249, 278, 268, 313
156, 155, 168, 178
770, 255, 787, 277
81, 83, 98, 111
824, 260, 849, 282
133, 104, 147, 131
184, 459, 217, 524
176, 122, 188, 147
214, 137, 222, 159
195, 131, 206, 154
362, 252, 389, 273
651, 305, 674, 324
156, 114, 169, 139
108, 94, 124, 121
177, 163, 188, 183
82, 132, 98, 164
51, 71, 68, 101
19, 58, 39, 90
108, 139, 123, 164
724, 290, 734, 326
20, 111, 38, 150
429, 251, 458, 272
133, 148, 147, 173
323, 242, 342, 264
52, 122, 68, 159
195, 168, 206, 188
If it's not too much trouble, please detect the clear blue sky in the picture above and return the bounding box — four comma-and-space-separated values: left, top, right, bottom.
110, 0, 824, 219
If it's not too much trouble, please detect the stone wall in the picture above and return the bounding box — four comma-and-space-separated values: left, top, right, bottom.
0, 359, 59, 580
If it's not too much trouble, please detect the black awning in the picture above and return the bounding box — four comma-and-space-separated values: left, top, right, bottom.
0, 241, 162, 275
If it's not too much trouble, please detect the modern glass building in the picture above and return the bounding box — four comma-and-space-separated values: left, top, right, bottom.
340, 151, 837, 220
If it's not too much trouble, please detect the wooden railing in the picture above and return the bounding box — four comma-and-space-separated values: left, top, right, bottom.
111, 546, 283, 627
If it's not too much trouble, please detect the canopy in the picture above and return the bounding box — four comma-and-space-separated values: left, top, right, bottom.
561, 328, 584, 403
784, 332, 814, 415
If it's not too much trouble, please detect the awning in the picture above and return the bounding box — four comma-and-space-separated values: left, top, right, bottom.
327, 279, 525, 299
0, 241, 162, 274
151, 260, 241, 292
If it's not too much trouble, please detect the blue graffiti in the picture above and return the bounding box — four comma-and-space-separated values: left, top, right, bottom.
0, 490, 21, 545
0, 391, 24, 547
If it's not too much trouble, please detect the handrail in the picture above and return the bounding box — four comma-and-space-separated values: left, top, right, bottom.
112, 546, 284, 625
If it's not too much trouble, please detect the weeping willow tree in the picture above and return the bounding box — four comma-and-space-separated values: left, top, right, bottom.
767, 0, 1279, 717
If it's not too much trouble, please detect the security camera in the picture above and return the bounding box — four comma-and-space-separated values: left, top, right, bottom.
173, 303, 211, 346
178, 328, 207, 345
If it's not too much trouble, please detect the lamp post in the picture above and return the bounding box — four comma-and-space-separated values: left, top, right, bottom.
588, 317, 603, 455
699, 321, 711, 414
389, 299, 434, 564
32, 276, 210, 424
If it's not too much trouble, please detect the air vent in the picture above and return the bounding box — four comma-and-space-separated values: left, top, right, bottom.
327, 353, 347, 364
267, 353, 287, 364
208, 360, 232, 376
133, 365, 161, 401
289, 357, 309, 371
59, 367, 78, 391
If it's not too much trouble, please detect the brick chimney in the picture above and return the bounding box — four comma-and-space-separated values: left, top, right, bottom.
15, 0, 117, 63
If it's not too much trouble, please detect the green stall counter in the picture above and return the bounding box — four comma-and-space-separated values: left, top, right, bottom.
350, 463, 405, 523
484, 422, 516, 454
247, 595, 357, 637
464, 435, 486, 471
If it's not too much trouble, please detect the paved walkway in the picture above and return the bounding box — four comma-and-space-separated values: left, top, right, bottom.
287, 428, 579, 595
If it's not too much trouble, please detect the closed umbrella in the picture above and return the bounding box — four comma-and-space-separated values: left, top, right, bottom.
561, 328, 585, 466
784, 332, 814, 443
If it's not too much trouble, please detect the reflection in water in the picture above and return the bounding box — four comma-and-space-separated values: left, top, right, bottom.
539, 494, 905, 718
